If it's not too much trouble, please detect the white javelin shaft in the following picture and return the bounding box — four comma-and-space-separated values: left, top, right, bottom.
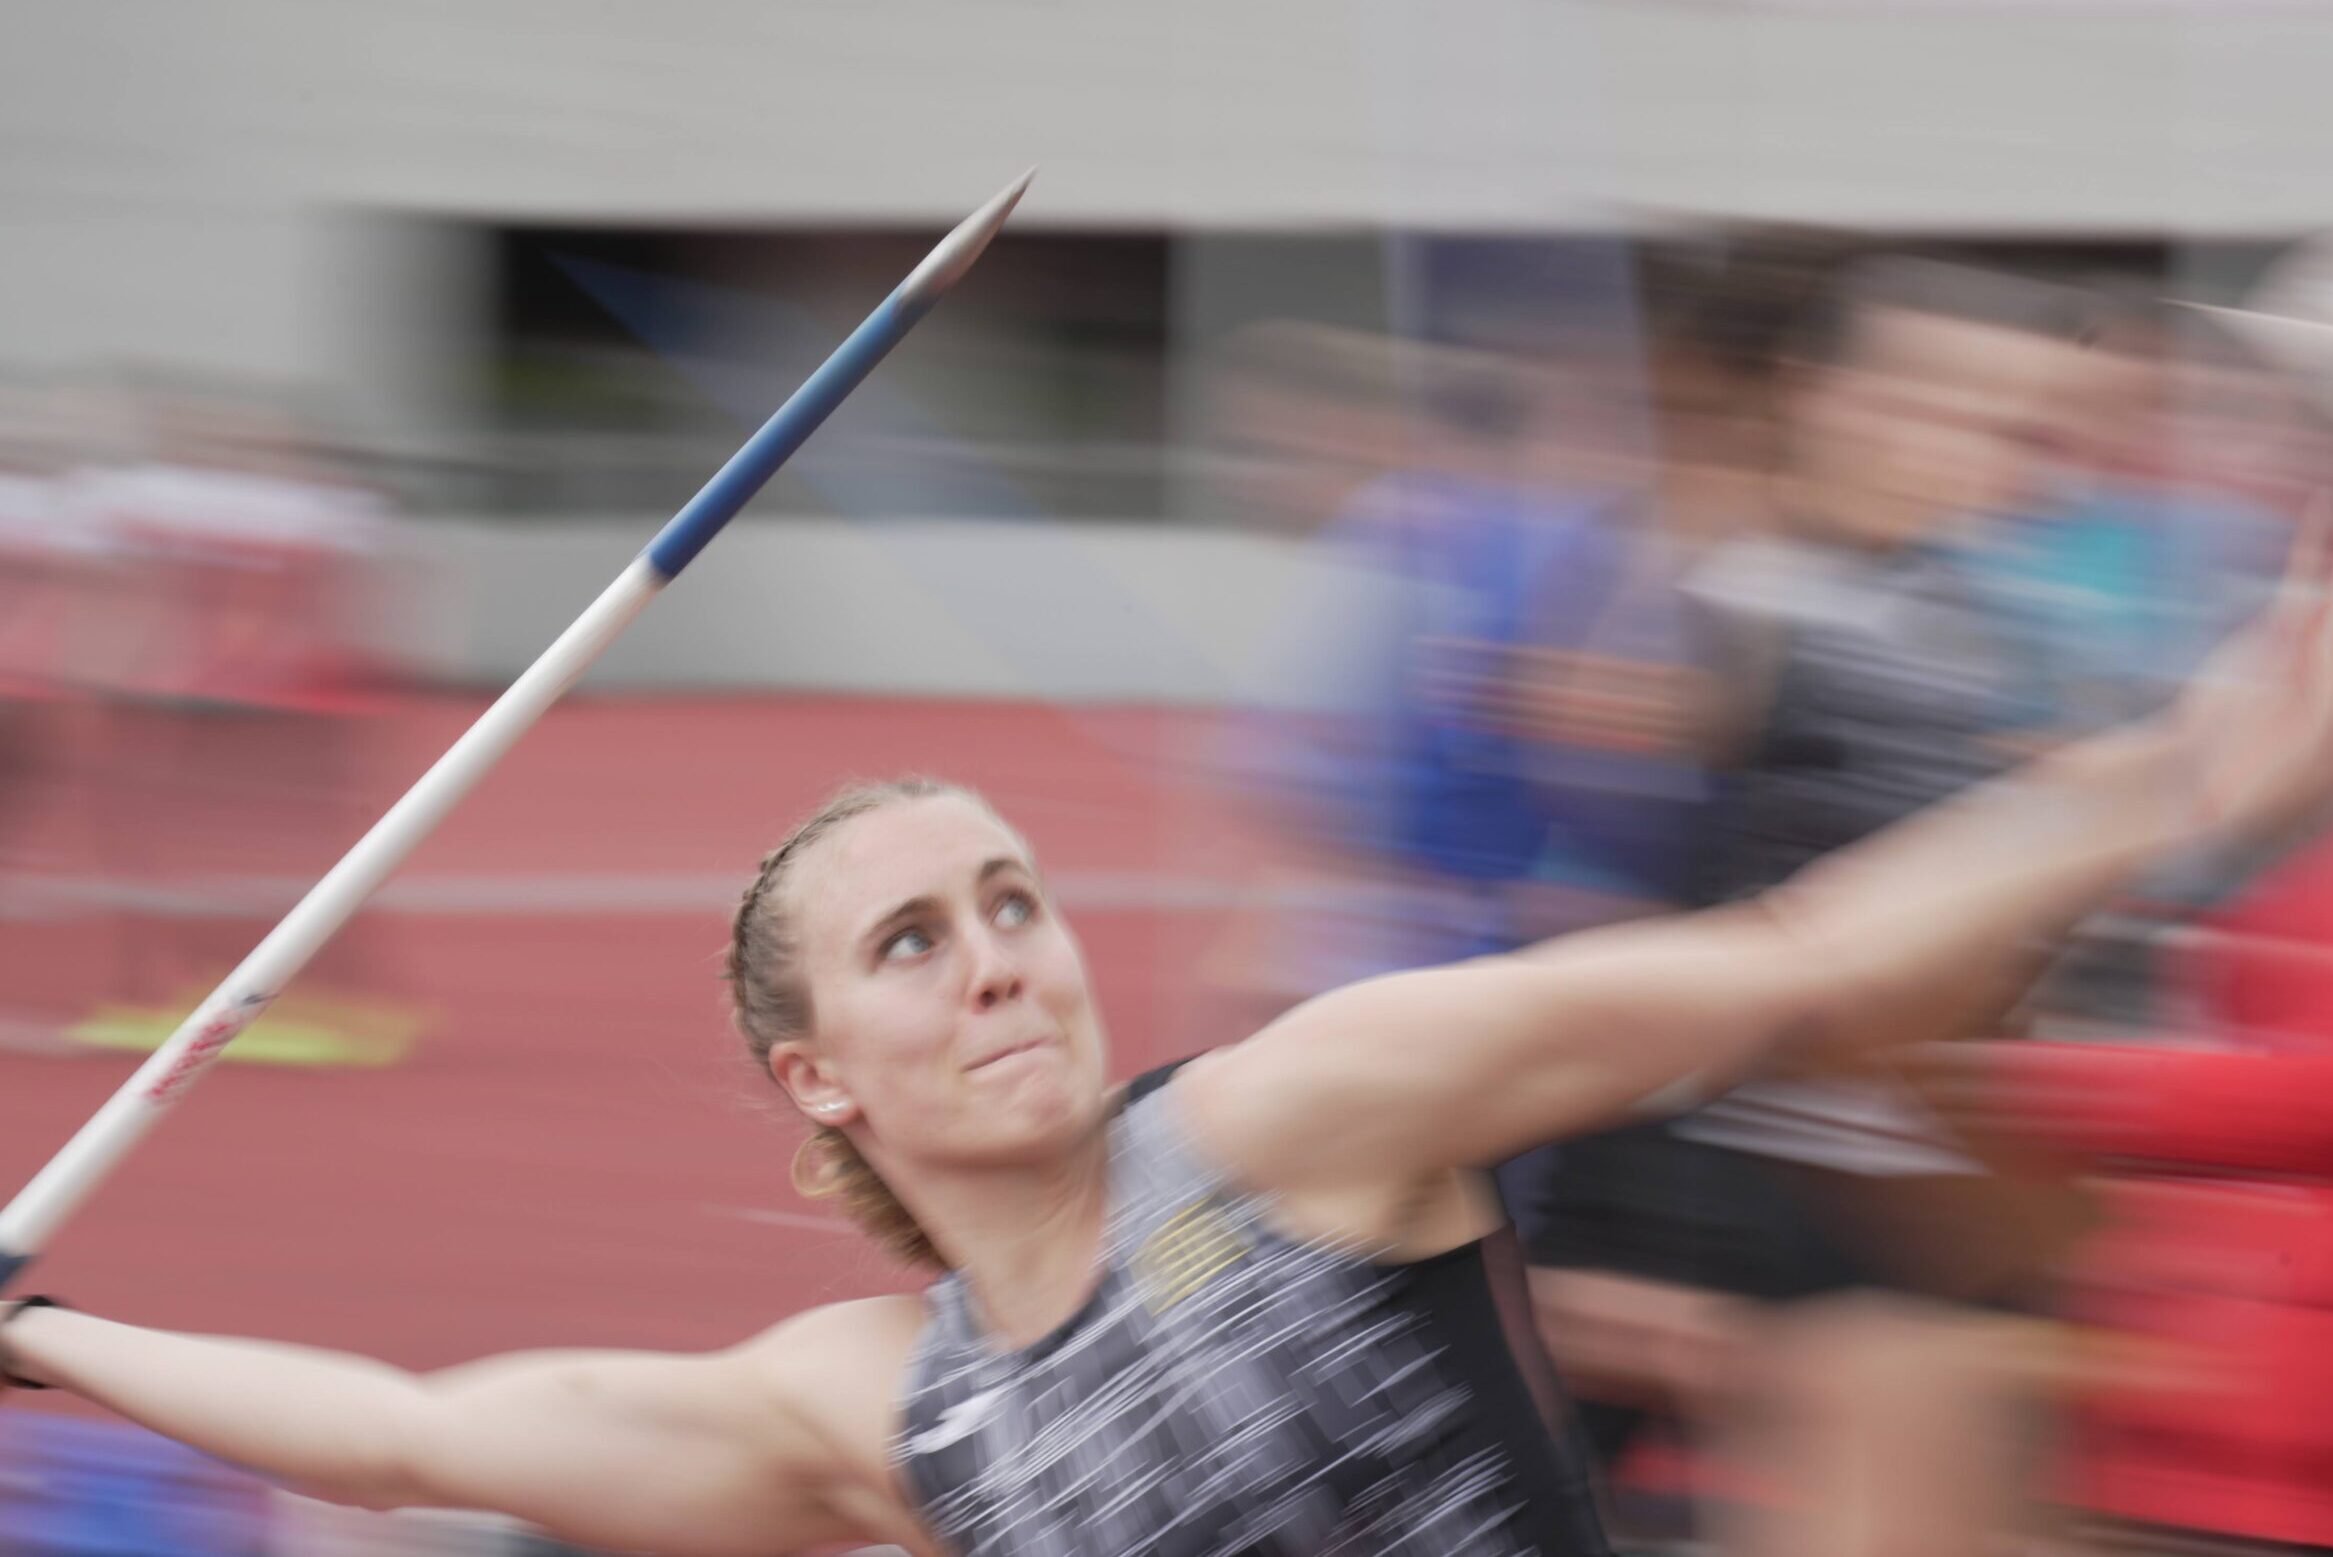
0, 562, 658, 1258
0, 168, 1034, 1287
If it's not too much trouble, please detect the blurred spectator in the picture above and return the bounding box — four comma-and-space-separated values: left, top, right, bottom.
1636, 240, 1806, 554
1952, 293, 2310, 1032
2163, 240, 2333, 1052
1950, 291, 2291, 742
1213, 330, 1708, 1021
1212, 267, 1792, 1539
61, 375, 423, 1067
1512, 255, 2098, 1557
1945, 238, 2333, 1549
1687, 256, 2081, 864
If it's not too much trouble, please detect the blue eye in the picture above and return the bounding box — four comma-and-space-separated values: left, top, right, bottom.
994, 891, 1035, 929
880, 926, 934, 963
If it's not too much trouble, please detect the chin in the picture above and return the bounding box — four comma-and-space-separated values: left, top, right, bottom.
963, 1064, 1109, 1163
1010, 1068, 1107, 1135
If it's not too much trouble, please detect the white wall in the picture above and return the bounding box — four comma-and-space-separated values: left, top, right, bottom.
16, 0, 2333, 699
10, 0, 2333, 393
409, 516, 1336, 703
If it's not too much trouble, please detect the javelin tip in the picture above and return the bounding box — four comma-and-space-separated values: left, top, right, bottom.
895, 168, 1037, 309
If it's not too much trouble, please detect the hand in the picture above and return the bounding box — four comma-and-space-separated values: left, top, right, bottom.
2161, 504, 2333, 846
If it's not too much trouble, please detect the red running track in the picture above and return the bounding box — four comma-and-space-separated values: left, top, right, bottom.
0, 693, 1254, 1401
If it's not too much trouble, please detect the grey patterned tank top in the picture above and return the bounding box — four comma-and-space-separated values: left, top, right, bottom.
892, 1065, 1614, 1557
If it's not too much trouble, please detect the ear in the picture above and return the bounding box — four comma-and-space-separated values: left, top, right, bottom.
770, 1042, 859, 1127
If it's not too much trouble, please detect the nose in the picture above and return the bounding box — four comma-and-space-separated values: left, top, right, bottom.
968, 928, 1024, 1011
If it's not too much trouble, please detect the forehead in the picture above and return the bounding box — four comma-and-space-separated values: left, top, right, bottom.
789, 794, 1033, 942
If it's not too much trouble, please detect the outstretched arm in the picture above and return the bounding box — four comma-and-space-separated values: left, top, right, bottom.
1198, 526, 2333, 1194
0, 1299, 902, 1557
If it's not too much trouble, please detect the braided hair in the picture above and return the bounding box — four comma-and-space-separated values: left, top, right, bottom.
726, 776, 974, 1270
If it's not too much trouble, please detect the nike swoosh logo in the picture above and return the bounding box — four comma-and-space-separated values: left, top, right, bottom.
906, 1387, 1004, 1455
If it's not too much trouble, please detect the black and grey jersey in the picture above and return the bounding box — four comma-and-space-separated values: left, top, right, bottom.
892, 1066, 1614, 1557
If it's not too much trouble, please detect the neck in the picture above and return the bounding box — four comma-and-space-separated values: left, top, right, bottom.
889, 1128, 1114, 1349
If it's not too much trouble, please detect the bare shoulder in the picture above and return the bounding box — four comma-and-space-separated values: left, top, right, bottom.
1170, 1043, 1442, 1249
1173, 1020, 1356, 1184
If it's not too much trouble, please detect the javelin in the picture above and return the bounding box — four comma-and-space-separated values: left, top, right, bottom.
0, 168, 1036, 1294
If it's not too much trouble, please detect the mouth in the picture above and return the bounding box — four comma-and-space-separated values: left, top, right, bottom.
967, 1038, 1053, 1073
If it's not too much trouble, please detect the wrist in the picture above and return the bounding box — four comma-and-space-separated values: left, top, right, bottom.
0, 1296, 68, 1390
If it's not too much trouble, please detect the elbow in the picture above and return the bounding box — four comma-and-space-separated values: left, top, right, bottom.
347, 1391, 443, 1513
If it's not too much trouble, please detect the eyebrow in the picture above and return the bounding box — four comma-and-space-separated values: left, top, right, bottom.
858, 856, 1031, 951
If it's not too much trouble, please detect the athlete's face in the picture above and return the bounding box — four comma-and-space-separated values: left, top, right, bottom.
769, 794, 1110, 1166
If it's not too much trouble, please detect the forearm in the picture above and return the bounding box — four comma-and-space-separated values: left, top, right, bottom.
2, 1305, 428, 1507
1767, 718, 2200, 1048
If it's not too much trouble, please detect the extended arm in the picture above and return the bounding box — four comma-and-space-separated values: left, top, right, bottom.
0, 1299, 895, 1557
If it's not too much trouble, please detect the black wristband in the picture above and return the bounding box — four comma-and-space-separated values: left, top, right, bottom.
0, 1295, 65, 1390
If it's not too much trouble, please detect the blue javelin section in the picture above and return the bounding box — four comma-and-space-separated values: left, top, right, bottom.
641, 291, 933, 579
554, 256, 1235, 707
0, 1248, 30, 1297
555, 255, 1028, 518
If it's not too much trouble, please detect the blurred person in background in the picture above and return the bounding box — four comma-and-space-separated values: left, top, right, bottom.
2175, 239, 2333, 1049
1467, 244, 1800, 1482
1631, 241, 1805, 556
66, 376, 422, 1069
1946, 292, 2312, 1035
1928, 239, 2333, 1549
2021, 293, 2296, 723
1209, 258, 1805, 1541
1198, 247, 1796, 1486
1191, 319, 1421, 1033
1208, 323, 1710, 1036
1489, 254, 1808, 942
1508, 256, 2119, 1557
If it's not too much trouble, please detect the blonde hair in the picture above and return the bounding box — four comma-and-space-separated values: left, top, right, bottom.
725, 776, 987, 1270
